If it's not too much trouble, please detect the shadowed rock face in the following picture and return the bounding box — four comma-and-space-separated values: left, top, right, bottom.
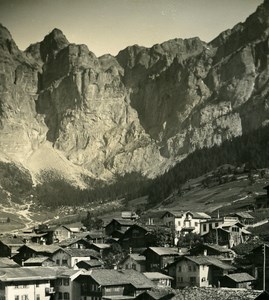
1, 0, 269, 181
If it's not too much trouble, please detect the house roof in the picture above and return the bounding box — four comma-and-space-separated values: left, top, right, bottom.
177, 256, 236, 271
91, 243, 111, 249
233, 212, 254, 219
143, 272, 173, 280
203, 243, 232, 253
0, 237, 24, 246
0, 258, 20, 268
218, 221, 244, 229
80, 269, 155, 288
24, 256, 52, 264
59, 237, 89, 247
22, 244, 60, 254
0, 267, 57, 282
224, 272, 255, 283
146, 247, 180, 256
111, 218, 136, 226
129, 254, 146, 262
76, 259, 103, 268
162, 211, 210, 219
60, 248, 100, 258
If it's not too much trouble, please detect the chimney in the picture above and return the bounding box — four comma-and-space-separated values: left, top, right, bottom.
203, 249, 207, 256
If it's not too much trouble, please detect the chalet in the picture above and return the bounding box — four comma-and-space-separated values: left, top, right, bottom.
75, 259, 104, 270
161, 211, 211, 243
23, 256, 56, 267
0, 267, 57, 300
142, 247, 181, 272
119, 254, 146, 272
119, 224, 155, 250
0, 237, 24, 257
59, 237, 91, 249
220, 272, 255, 289
63, 222, 85, 235
52, 248, 100, 268
201, 217, 249, 248
77, 230, 105, 243
167, 255, 236, 288
88, 243, 111, 257
13, 244, 60, 265
143, 272, 173, 287
121, 211, 139, 220
76, 269, 155, 299
135, 289, 175, 300
105, 218, 135, 237
53, 225, 72, 242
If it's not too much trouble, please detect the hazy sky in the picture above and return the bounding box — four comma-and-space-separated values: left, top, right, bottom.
0, 0, 264, 57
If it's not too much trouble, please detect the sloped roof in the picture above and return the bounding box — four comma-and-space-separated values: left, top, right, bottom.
0, 237, 24, 246
23, 244, 60, 254
146, 247, 180, 256
76, 259, 103, 267
0, 258, 20, 268
59, 237, 89, 247
129, 254, 146, 262
234, 212, 254, 219
146, 289, 175, 300
91, 243, 111, 249
143, 272, 173, 280
183, 256, 236, 271
225, 272, 255, 283
61, 248, 100, 258
24, 256, 52, 264
203, 243, 231, 253
81, 269, 155, 288
112, 218, 135, 226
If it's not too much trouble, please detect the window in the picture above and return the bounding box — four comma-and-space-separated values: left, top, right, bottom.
22, 285, 28, 288
203, 224, 207, 231
56, 259, 60, 265
15, 296, 19, 300
178, 266, 182, 272
125, 264, 129, 269
193, 266, 196, 271
188, 266, 192, 272
36, 283, 39, 287
15, 286, 19, 289
215, 222, 219, 227
132, 263, 136, 270
201, 277, 206, 282
36, 295, 40, 300
178, 221, 181, 226
58, 293, 62, 300
64, 292, 70, 300
63, 278, 69, 286
62, 259, 68, 266
21, 296, 29, 300
195, 222, 198, 227
190, 277, 196, 284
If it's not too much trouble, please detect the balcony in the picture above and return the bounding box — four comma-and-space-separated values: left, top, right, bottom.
45, 287, 55, 295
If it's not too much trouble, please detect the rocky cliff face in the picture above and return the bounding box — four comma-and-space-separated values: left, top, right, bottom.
1, 0, 269, 184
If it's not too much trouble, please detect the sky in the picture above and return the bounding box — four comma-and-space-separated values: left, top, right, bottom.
0, 0, 264, 57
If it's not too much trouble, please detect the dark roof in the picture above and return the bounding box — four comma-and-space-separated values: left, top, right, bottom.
145, 247, 180, 256
162, 211, 210, 219
255, 291, 269, 300
60, 248, 100, 258
59, 237, 89, 247
201, 243, 232, 253
174, 256, 236, 271
80, 269, 155, 288
224, 272, 255, 283
22, 244, 60, 254
76, 259, 103, 268
144, 289, 175, 300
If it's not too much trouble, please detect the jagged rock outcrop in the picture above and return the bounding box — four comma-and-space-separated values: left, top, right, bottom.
1, 0, 269, 183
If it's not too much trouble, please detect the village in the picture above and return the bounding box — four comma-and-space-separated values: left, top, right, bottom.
0, 184, 269, 300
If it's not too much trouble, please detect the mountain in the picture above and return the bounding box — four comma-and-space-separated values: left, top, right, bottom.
1, 0, 269, 188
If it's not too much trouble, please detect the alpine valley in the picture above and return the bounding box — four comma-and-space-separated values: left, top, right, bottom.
1, 0, 269, 218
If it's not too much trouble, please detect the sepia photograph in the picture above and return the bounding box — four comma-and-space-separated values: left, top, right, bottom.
0, 0, 268, 299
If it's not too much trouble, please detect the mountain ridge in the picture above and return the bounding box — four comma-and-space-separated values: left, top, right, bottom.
0, 1, 269, 189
